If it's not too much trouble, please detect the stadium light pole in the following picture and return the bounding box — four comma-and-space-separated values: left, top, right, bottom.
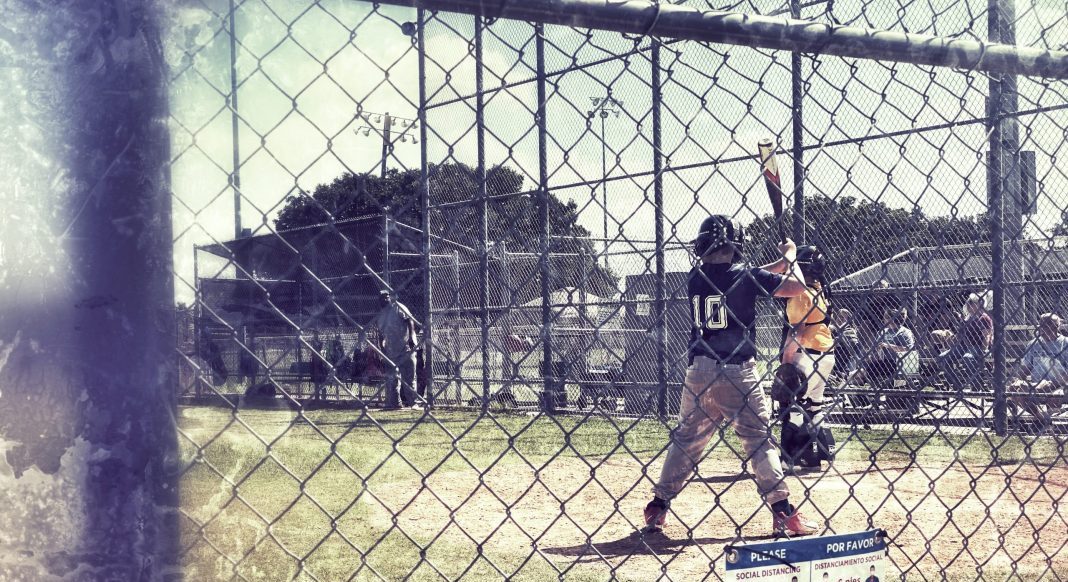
355, 110, 419, 177
587, 95, 622, 269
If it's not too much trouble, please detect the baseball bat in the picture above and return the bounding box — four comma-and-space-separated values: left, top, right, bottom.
757, 138, 786, 244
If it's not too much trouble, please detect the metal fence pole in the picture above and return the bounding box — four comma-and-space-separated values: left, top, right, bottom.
476, 16, 491, 411
989, 78, 1006, 435
0, 3, 177, 577
988, 0, 1019, 436
194, 244, 203, 397
229, 0, 243, 240
384, 210, 392, 288
373, 0, 1068, 79
790, 0, 805, 242
453, 250, 463, 404
536, 23, 556, 414
652, 39, 668, 419
500, 242, 514, 381
418, 9, 434, 408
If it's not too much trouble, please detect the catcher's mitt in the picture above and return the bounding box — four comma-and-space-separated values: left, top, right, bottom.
770, 363, 805, 405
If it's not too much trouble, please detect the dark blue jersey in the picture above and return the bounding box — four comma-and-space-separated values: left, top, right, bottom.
688, 262, 783, 361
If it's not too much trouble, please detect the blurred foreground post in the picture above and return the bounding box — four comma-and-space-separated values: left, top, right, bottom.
0, 1, 178, 579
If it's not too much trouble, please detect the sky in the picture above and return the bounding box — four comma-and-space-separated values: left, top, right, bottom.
163, 0, 1068, 305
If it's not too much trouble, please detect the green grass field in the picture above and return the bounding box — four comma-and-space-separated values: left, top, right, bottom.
178, 405, 1067, 581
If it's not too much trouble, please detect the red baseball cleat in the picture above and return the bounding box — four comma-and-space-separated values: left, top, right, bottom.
773, 509, 819, 537
643, 498, 669, 531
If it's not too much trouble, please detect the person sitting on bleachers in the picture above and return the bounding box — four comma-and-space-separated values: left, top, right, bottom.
830, 308, 860, 381
933, 292, 992, 390
849, 307, 915, 389
1010, 312, 1068, 426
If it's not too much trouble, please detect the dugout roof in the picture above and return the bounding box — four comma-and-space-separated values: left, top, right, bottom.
832, 238, 1068, 292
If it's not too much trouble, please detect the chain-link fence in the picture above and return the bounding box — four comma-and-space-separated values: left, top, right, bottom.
164, 0, 1068, 578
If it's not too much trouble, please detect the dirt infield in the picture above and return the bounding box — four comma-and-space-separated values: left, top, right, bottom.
361, 454, 1067, 580
178, 408, 1067, 580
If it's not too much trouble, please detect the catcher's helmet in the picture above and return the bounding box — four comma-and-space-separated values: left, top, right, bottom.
795, 245, 826, 279
693, 215, 744, 258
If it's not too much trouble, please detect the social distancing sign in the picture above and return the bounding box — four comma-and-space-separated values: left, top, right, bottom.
724, 530, 887, 582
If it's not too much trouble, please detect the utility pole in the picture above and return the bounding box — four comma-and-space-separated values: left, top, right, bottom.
587, 95, 623, 269
354, 110, 419, 177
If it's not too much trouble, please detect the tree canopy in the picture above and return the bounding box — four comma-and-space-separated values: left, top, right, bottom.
274, 163, 617, 297
746, 195, 990, 281
1054, 210, 1068, 237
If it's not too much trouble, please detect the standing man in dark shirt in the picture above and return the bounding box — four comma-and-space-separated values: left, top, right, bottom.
642, 214, 819, 537
371, 290, 420, 409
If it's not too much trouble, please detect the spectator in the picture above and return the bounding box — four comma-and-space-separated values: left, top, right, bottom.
1010, 312, 1068, 426
371, 290, 421, 409
309, 330, 328, 400
830, 308, 860, 380
197, 323, 228, 388
849, 307, 915, 389
934, 292, 993, 390
861, 279, 898, 343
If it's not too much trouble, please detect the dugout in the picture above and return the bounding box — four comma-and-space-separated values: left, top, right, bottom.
831, 238, 1068, 359
191, 215, 430, 395
195, 215, 427, 333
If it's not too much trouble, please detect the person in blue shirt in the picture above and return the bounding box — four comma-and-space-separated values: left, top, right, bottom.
642, 214, 819, 538
849, 308, 915, 388
1010, 312, 1068, 425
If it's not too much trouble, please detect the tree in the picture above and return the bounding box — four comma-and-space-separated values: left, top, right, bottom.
274, 163, 617, 297
746, 195, 990, 281
1053, 210, 1068, 237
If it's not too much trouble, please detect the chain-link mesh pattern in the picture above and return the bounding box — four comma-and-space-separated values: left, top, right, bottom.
167, 0, 1068, 578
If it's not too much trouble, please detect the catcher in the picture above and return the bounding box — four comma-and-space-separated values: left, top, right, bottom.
774, 245, 836, 472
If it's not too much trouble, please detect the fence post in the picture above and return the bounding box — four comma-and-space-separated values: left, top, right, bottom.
791, 0, 805, 242
418, 8, 434, 408
0, 3, 177, 577
453, 250, 463, 404
988, 0, 1019, 436
229, 0, 243, 240
536, 23, 556, 414
652, 39, 668, 420
383, 209, 392, 288
580, 246, 589, 324
476, 16, 490, 412
989, 79, 1007, 436
500, 242, 514, 380
194, 244, 203, 397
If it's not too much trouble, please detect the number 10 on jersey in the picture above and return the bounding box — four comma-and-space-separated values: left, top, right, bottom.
692, 295, 727, 330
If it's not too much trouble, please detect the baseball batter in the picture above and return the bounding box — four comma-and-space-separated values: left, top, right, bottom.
643, 214, 820, 537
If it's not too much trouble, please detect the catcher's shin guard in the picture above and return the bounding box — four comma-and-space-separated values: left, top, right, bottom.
779, 410, 816, 468
815, 426, 835, 462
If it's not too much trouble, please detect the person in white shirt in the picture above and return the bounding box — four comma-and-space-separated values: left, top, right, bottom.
1010, 312, 1068, 423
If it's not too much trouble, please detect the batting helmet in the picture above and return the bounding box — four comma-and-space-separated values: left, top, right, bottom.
693, 215, 744, 258
795, 245, 826, 279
